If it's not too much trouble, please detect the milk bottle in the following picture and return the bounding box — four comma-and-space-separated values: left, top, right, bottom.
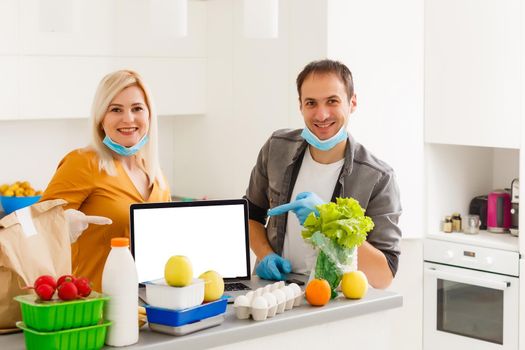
102, 237, 139, 346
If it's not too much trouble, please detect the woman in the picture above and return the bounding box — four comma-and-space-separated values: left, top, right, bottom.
41, 70, 171, 291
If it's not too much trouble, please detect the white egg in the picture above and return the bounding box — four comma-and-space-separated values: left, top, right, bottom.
276, 281, 285, 289
252, 297, 268, 321
288, 283, 302, 297
263, 292, 278, 318
272, 289, 286, 304
282, 286, 295, 301
245, 291, 255, 303
272, 289, 287, 314
251, 297, 269, 321
282, 286, 295, 310
234, 295, 250, 307
263, 284, 272, 294
262, 292, 277, 307
234, 295, 252, 320
251, 296, 268, 309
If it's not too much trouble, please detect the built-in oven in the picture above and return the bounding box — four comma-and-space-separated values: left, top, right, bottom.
424, 239, 520, 350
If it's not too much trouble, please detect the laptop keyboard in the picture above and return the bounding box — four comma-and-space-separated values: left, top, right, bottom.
224, 282, 251, 291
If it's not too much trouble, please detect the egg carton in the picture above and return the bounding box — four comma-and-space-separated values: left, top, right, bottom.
233, 281, 303, 321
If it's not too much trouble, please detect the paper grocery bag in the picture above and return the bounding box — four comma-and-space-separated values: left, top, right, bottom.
0, 199, 71, 333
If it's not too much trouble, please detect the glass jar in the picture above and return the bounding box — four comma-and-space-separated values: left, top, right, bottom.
464, 214, 480, 235
443, 216, 453, 233
451, 213, 462, 232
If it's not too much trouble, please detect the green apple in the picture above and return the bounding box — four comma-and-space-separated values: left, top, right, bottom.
199, 270, 224, 301
164, 255, 193, 287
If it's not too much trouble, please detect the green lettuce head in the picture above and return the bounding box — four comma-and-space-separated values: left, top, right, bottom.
302, 197, 374, 249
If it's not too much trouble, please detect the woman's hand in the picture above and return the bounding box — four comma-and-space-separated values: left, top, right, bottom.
64, 209, 112, 243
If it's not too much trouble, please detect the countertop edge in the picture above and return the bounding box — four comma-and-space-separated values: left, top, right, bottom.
140, 291, 403, 350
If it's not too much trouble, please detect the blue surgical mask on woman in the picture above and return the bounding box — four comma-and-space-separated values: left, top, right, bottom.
102, 134, 149, 157
301, 125, 348, 151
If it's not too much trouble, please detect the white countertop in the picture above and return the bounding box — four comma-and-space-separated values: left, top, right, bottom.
427, 230, 519, 252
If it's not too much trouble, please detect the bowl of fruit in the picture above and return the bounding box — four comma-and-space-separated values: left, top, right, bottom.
0, 181, 42, 214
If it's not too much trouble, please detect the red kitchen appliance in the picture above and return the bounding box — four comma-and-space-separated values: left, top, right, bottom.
510, 178, 519, 236
487, 190, 511, 233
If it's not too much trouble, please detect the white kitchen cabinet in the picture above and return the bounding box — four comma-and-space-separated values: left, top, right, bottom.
111, 58, 207, 116
17, 57, 111, 119
0, 57, 19, 118
19, 0, 206, 58
0, 0, 208, 120
424, 0, 522, 251
425, 0, 520, 149
0, 0, 19, 54
19, 0, 113, 56
11, 56, 207, 120
112, 0, 207, 58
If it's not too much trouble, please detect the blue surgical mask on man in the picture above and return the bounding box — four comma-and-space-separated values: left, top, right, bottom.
301, 125, 348, 151
102, 134, 149, 157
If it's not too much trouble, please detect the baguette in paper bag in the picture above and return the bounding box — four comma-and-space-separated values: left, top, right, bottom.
0, 199, 71, 333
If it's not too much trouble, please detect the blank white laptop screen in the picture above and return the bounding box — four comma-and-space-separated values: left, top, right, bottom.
130, 199, 250, 283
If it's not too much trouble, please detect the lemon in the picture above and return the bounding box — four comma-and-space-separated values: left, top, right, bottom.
199, 270, 224, 302
164, 255, 193, 287
341, 270, 368, 299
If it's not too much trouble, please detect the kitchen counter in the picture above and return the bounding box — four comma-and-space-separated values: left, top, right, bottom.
0, 288, 402, 350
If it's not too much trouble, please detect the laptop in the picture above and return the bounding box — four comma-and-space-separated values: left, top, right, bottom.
130, 199, 253, 301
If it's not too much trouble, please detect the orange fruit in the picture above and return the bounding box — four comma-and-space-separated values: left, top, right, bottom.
305, 278, 331, 306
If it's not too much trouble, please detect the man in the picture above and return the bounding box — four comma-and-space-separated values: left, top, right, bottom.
245, 59, 402, 289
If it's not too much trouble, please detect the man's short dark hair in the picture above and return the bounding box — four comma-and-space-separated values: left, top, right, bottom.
296, 59, 354, 102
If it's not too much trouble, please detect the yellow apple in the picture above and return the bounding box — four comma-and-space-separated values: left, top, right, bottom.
341, 270, 368, 299
164, 255, 193, 287
199, 270, 224, 302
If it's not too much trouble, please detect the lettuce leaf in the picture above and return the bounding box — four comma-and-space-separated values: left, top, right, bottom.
315, 250, 341, 299
302, 197, 374, 249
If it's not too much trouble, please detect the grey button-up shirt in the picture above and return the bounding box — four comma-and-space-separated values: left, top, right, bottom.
245, 129, 402, 275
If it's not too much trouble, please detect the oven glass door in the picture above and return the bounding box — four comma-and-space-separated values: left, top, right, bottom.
437, 279, 503, 343
424, 262, 519, 350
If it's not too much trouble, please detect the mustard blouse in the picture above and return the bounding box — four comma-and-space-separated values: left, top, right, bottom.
41, 149, 171, 292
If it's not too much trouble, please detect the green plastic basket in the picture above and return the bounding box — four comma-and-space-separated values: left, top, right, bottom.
16, 321, 110, 350
14, 292, 109, 332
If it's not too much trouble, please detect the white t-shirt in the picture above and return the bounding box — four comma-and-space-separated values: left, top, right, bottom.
282, 147, 344, 274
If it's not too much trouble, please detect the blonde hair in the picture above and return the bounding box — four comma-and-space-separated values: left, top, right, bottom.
89, 69, 166, 189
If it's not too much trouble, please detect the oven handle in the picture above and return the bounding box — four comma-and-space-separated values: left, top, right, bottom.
425, 268, 510, 290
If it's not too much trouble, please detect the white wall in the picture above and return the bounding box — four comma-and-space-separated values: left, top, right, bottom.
326, 0, 424, 239
169, 0, 289, 199
1, 119, 89, 191
286, 0, 328, 126
170, 0, 329, 199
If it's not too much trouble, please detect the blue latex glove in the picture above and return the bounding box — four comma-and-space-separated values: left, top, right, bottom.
267, 192, 324, 225
255, 253, 292, 281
